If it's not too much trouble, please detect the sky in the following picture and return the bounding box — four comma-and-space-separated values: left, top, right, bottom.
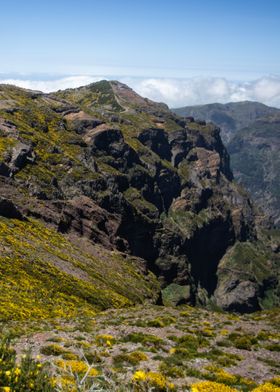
1, 0, 280, 107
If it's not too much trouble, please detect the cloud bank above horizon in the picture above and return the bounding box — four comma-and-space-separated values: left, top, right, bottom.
1, 74, 280, 108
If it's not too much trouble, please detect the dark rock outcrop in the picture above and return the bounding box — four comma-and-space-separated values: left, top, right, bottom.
0, 197, 25, 220
173, 102, 280, 228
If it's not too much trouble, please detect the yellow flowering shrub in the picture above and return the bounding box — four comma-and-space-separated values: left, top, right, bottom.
51, 375, 77, 392
191, 381, 238, 392
201, 328, 215, 337
0, 338, 55, 392
132, 370, 175, 391
0, 215, 159, 322
55, 359, 99, 376
252, 383, 280, 392
129, 351, 149, 362
270, 377, 280, 387
113, 351, 148, 366
95, 334, 115, 346
205, 366, 238, 385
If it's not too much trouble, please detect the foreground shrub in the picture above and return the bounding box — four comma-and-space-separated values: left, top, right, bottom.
252, 383, 280, 392
0, 338, 55, 392
132, 370, 175, 391
191, 381, 238, 391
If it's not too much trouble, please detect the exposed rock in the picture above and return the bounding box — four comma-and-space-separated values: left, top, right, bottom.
0, 197, 25, 220
10, 142, 36, 171
64, 110, 104, 134
56, 196, 120, 249
173, 102, 280, 227
161, 283, 191, 306
138, 128, 171, 161
228, 118, 280, 227
215, 279, 260, 313
90, 128, 140, 171
0, 162, 11, 177
214, 241, 278, 312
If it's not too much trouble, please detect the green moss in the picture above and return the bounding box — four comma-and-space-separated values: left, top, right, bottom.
0, 136, 17, 160
177, 159, 190, 184
166, 207, 215, 238
221, 332, 258, 350
113, 351, 148, 367
218, 242, 276, 293
122, 332, 165, 349
146, 316, 176, 328
161, 283, 191, 306
124, 187, 157, 216
40, 344, 69, 356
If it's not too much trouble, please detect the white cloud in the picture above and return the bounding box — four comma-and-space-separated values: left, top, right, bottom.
129, 75, 280, 108
1, 74, 280, 108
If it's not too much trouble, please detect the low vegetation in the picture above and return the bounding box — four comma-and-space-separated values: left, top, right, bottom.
0, 305, 279, 391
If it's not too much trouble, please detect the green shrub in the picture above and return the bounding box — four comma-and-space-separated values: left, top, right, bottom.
40, 344, 69, 356
0, 338, 55, 391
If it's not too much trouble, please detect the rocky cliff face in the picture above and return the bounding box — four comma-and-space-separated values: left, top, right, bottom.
228, 117, 280, 228
173, 102, 280, 228
0, 81, 279, 317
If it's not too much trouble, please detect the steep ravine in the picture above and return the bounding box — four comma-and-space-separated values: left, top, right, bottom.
0, 81, 279, 317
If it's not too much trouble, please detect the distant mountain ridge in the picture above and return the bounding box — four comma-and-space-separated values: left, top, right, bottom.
228, 116, 280, 227
173, 101, 280, 227
173, 101, 280, 144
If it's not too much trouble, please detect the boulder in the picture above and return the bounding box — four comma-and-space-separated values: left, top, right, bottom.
10, 142, 36, 172
162, 283, 191, 306
0, 197, 25, 220
215, 279, 260, 313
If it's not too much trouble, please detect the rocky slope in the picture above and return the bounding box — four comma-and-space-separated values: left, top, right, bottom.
173, 102, 280, 227
0, 81, 279, 318
228, 116, 280, 227
2, 304, 280, 391
173, 101, 280, 144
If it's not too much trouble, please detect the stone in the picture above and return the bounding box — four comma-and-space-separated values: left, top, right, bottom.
162, 283, 191, 306
0, 197, 25, 220
10, 142, 36, 171
215, 279, 260, 313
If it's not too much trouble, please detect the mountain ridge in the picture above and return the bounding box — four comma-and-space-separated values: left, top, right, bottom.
0, 81, 279, 321
173, 101, 280, 144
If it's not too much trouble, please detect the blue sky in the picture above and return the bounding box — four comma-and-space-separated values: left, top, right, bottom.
1, 0, 280, 106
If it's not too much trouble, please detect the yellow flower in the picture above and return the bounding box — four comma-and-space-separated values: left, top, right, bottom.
191, 381, 238, 392
146, 372, 167, 389
252, 383, 280, 392
132, 370, 146, 382
132, 370, 174, 390
14, 368, 21, 376
2, 387, 11, 392
5, 370, 11, 377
